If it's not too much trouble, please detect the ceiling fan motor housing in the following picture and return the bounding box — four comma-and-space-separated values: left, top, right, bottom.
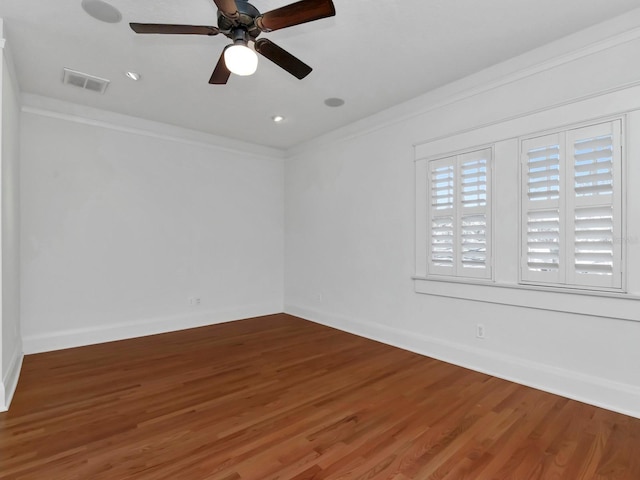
218, 1, 261, 40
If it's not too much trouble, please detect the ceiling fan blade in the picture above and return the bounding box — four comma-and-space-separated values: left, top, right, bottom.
254, 38, 312, 79
213, 0, 239, 19
209, 51, 231, 84
130, 23, 219, 35
257, 0, 335, 32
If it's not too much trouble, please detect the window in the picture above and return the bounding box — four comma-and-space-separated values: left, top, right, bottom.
415, 96, 639, 321
427, 148, 492, 279
520, 119, 623, 290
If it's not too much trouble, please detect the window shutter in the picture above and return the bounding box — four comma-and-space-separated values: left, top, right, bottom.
427, 149, 492, 279
459, 149, 491, 278
566, 121, 622, 288
521, 133, 564, 284
521, 120, 623, 290
428, 157, 456, 275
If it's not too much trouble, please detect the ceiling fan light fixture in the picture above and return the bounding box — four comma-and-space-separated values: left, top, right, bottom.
129, 0, 337, 85
224, 44, 258, 76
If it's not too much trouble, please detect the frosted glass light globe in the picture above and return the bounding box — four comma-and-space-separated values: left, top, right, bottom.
224, 45, 258, 76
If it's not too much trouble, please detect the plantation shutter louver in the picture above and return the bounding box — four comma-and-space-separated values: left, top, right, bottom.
521, 133, 564, 284
429, 158, 456, 274
521, 120, 622, 289
428, 148, 492, 279
459, 150, 491, 277
566, 121, 622, 288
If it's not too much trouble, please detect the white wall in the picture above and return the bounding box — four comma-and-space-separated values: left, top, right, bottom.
0, 19, 22, 411
284, 13, 640, 418
20, 99, 284, 353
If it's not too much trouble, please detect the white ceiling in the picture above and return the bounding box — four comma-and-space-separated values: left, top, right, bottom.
1, 0, 639, 149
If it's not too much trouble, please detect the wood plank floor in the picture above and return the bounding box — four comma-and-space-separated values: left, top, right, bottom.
1, 314, 639, 479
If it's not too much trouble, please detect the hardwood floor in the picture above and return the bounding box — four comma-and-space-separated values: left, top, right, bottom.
1, 314, 639, 479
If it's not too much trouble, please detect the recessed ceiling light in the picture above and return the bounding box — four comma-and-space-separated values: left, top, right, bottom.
324, 97, 345, 107
272, 115, 285, 123
125, 71, 141, 81
81, 0, 122, 24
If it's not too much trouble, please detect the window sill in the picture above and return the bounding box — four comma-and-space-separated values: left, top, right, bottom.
413, 276, 640, 322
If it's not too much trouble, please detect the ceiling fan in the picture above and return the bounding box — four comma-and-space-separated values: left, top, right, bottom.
129, 0, 336, 84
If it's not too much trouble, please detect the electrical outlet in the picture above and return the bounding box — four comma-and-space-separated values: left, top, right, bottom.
476, 324, 485, 339
189, 297, 201, 306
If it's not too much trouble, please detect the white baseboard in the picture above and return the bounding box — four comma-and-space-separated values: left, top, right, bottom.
1, 345, 24, 411
285, 304, 640, 419
23, 303, 282, 354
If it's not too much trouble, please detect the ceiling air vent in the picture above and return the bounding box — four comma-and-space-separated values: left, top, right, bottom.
62, 68, 110, 94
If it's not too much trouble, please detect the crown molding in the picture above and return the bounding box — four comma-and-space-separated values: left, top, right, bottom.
21, 94, 286, 160
287, 10, 640, 157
